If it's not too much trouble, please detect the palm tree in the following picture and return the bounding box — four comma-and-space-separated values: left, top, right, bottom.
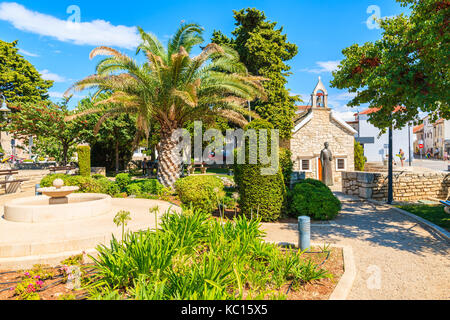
66, 24, 266, 188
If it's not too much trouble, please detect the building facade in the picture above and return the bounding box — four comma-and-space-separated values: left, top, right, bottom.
353, 107, 414, 164
285, 78, 356, 186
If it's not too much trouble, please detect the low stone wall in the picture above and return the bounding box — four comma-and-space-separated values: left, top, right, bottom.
342, 171, 450, 201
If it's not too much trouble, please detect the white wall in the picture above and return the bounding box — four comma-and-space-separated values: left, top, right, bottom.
359, 114, 414, 163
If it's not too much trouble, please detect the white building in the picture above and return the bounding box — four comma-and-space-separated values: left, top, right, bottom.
353, 107, 414, 163
423, 115, 434, 155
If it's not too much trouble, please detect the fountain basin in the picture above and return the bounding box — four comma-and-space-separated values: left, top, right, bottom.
4, 193, 112, 223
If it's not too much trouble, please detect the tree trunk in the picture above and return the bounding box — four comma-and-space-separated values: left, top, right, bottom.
62, 143, 69, 166
157, 127, 183, 189
115, 141, 120, 174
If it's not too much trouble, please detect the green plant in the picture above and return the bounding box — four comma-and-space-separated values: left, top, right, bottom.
279, 148, 294, 188
85, 207, 331, 300
175, 175, 225, 213
14, 265, 55, 300
61, 254, 84, 266
289, 181, 342, 221
115, 173, 131, 192
77, 145, 91, 177
234, 120, 287, 222
114, 211, 132, 242
67, 23, 266, 189
354, 140, 367, 171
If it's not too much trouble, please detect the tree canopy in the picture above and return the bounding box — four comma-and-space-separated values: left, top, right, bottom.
0, 40, 53, 103
67, 23, 266, 188
212, 8, 300, 139
331, 0, 449, 130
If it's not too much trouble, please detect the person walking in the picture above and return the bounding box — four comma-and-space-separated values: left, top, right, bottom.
399, 149, 405, 167
142, 158, 147, 176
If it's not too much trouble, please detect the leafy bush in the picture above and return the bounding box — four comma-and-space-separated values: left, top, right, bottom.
115, 173, 131, 192
279, 148, 293, 188
85, 208, 331, 300
234, 120, 287, 222
289, 180, 341, 221
125, 179, 164, 196
354, 140, 367, 171
175, 175, 225, 213
77, 145, 91, 177
40, 174, 69, 187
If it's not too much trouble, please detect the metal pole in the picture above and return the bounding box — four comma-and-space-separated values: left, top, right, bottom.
248, 101, 252, 123
408, 123, 412, 166
298, 216, 311, 251
388, 126, 394, 204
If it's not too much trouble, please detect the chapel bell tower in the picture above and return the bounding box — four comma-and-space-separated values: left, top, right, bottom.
311, 76, 329, 109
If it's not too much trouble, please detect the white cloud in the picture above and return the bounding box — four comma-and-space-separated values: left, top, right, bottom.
301, 61, 340, 74
40, 70, 67, 83
0, 2, 140, 49
334, 111, 357, 122
18, 48, 39, 57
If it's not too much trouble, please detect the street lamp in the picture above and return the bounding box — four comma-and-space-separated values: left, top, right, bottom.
0, 93, 10, 116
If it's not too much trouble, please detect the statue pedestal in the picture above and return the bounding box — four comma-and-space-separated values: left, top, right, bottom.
49, 196, 69, 205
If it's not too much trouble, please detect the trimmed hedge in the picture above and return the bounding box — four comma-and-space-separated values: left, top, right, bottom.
354, 140, 366, 171
175, 175, 225, 213
289, 179, 341, 221
234, 119, 287, 222
77, 145, 91, 177
279, 148, 293, 188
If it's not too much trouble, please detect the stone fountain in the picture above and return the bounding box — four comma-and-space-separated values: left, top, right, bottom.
4, 179, 112, 223
37, 179, 79, 205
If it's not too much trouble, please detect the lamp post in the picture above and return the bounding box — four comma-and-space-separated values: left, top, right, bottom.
0, 94, 11, 157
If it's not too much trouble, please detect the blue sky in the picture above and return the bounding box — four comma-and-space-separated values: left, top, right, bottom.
0, 0, 408, 120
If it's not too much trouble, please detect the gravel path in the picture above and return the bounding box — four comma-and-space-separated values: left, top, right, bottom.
262, 201, 450, 300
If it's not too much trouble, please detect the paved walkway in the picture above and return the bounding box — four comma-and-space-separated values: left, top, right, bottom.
262, 201, 450, 300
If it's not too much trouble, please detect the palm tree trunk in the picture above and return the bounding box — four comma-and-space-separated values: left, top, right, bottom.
157, 127, 182, 189
115, 141, 120, 174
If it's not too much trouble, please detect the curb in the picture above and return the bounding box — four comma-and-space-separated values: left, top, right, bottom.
367, 199, 450, 241
328, 245, 356, 300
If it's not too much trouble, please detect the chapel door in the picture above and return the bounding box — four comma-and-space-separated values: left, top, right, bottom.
317, 158, 323, 182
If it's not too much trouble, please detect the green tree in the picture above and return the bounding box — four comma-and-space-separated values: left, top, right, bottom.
0, 40, 53, 103
76, 96, 138, 173
212, 8, 300, 139
67, 23, 265, 188
354, 140, 367, 171
331, 0, 449, 130
3, 97, 88, 164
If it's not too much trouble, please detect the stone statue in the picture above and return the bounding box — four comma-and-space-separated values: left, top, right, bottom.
320, 142, 334, 186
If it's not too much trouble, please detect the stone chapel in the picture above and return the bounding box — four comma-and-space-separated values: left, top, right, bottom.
285, 77, 356, 186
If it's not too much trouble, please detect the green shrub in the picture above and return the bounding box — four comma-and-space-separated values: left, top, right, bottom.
279, 148, 293, 188
289, 180, 341, 221
126, 183, 142, 196
92, 174, 106, 180
40, 174, 69, 187
115, 173, 131, 192
175, 176, 225, 213
77, 145, 91, 177
234, 120, 287, 222
354, 140, 367, 171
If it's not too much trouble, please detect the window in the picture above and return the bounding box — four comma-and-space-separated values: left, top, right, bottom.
336, 158, 347, 171
301, 159, 311, 172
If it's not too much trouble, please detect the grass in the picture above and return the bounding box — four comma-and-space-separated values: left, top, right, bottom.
397, 204, 450, 231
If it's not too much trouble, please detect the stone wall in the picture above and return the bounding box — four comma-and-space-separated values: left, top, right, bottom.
289, 108, 355, 186
342, 171, 450, 201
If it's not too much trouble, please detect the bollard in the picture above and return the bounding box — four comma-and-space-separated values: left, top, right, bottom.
35, 184, 42, 196
298, 216, 311, 251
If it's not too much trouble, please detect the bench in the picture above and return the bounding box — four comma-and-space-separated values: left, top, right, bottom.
189, 163, 207, 175
439, 200, 450, 214
0, 170, 29, 194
